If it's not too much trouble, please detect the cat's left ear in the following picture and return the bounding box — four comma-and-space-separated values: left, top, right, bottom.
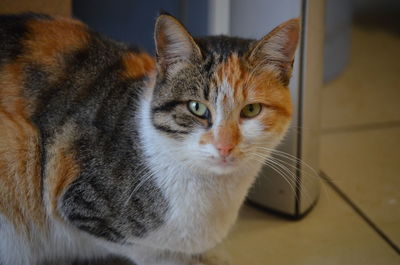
248, 18, 300, 85
154, 13, 202, 74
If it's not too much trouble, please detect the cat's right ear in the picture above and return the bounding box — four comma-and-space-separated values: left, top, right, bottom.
154, 13, 202, 75
248, 18, 300, 85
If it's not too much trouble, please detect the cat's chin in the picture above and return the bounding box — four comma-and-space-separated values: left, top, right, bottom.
204, 159, 242, 175
208, 166, 237, 175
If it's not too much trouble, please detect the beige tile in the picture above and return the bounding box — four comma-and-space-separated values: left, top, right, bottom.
320, 127, 400, 248
321, 27, 400, 130
217, 181, 400, 265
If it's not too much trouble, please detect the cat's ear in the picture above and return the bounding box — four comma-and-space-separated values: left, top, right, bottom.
154, 13, 201, 74
248, 18, 300, 85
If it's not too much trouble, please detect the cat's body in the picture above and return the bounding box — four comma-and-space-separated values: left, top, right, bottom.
0, 13, 299, 265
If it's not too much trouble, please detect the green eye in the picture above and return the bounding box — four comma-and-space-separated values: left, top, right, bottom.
241, 103, 262, 118
188, 101, 209, 118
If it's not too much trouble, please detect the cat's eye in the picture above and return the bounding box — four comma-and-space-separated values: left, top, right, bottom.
188, 101, 209, 118
241, 103, 262, 118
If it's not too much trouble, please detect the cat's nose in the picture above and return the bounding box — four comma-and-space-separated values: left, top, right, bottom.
216, 143, 234, 157
214, 121, 239, 158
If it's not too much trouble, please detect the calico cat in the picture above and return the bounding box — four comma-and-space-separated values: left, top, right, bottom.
0, 12, 299, 265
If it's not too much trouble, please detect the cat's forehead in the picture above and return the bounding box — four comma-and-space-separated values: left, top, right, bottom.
195, 36, 254, 60
192, 36, 254, 103
205, 51, 289, 114
211, 53, 248, 104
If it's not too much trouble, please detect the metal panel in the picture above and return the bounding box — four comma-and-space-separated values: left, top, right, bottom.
298, 0, 324, 215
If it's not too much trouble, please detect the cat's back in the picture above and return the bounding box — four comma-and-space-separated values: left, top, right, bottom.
0, 13, 157, 264
0, 14, 155, 259
0, 13, 99, 123
0, 13, 154, 97
0, 13, 87, 65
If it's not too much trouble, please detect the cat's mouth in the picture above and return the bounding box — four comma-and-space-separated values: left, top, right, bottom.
210, 156, 238, 169
220, 157, 234, 165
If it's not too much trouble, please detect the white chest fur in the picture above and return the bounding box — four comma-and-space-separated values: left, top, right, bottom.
0, 214, 111, 265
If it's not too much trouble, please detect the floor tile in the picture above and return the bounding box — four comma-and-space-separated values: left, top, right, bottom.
218, 181, 400, 265
321, 27, 400, 130
320, 127, 400, 248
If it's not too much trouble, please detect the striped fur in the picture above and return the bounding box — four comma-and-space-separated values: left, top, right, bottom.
0, 13, 299, 265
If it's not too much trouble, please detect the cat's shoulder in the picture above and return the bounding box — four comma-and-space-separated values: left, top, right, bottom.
0, 12, 90, 42
0, 13, 155, 78
0, 13, 94, 64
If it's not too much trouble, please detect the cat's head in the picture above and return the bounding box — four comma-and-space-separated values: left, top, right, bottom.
149, 14, 299, 175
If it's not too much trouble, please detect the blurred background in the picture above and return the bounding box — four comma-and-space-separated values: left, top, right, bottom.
1, 0, 399, 264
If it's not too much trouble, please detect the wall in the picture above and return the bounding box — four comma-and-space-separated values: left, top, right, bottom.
73, 0, 208, 53
0, 0, 71, 16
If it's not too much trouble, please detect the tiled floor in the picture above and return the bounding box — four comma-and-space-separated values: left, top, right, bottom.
320, 127, 400, 247
221, 184, 399, 265
320, 27, 400, 129
220, 25, 400, 264
320, 25, 400, 249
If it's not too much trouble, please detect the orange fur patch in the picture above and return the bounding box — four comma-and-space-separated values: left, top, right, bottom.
24, 17, 89, 79
213, 54, 292, 134
0, 65, 45, 232
247, 71, 292, 133
0, 16, 88, 231
0, 63, 29, 115
215, 54, 249, 104
215, 122, 240, 150
121, 52, 155, 79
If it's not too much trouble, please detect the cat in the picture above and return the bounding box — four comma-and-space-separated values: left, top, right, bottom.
0, 12, 299, 265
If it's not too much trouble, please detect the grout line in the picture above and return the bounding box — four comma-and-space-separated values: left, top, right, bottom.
321, 121, 400, 135
320, 171, 400, 255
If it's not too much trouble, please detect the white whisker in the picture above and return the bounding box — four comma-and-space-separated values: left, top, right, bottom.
250, 155, 298, 197
252, 148, 330, 199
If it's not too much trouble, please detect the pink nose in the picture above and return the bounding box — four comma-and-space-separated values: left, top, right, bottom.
216, 144, 234, 157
